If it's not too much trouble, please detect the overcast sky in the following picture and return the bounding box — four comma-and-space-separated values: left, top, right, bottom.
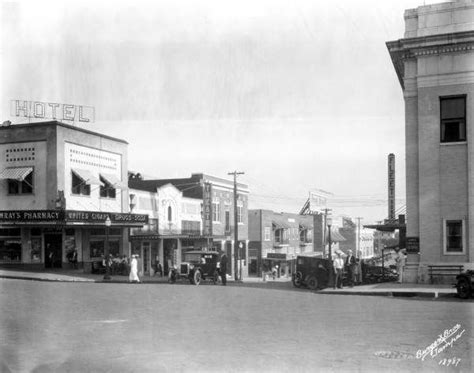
0, 0, 445, 223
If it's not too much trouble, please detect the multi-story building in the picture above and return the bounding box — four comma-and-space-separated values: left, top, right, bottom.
128, 173, 249, 277
0, 121, 148, 270
248, 210, 319, 277
387, 1, 474, 282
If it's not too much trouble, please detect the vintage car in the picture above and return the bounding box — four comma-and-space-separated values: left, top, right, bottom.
456, 270, 474, 299
292, 255, 331, 290
170, 250, 220, 285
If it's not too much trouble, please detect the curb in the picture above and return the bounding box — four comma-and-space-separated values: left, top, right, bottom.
0, 275, 94, 283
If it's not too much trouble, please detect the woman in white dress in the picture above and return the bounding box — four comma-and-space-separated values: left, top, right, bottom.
129, 255, 140, 283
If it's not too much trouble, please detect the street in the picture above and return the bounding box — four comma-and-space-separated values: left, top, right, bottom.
0, 279, 472, 373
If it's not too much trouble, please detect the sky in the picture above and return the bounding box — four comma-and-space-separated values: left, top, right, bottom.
0, 0, 446, 224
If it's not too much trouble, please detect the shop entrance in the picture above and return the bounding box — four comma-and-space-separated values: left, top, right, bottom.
163, 239, 178, 276
45, 234, 62, 269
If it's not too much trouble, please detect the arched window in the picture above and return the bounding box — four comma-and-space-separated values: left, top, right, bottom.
168, 206, 172, 222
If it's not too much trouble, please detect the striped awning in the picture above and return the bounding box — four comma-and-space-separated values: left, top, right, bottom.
72, 168, 103, 186
0, 167, 33, 181
100, 173, 128, 190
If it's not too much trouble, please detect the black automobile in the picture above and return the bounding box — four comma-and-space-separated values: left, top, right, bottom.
456, 270, 474, 299
292, 256, 331, 290
171, 250, 220, 285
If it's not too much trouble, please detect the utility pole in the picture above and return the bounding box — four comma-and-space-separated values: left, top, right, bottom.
322, 208, 331, 258
356, 217, 363, 258
228, 171, 244, 281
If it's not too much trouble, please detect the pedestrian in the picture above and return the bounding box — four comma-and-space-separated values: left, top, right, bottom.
396, 249, 406, 283
220, 251, 227, 286
345, 249, 357, 287
333, 252, 344, 289
129, 255, 140, 283
71, 248, 78, 269
156, 260, 163, 277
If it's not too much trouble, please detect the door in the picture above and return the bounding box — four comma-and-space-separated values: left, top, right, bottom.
142, 242, 150, 275
44, 234, 63, 268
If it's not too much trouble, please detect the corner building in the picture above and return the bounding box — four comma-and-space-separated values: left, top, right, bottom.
0, 121, 147, 270
387, 1, 474, 282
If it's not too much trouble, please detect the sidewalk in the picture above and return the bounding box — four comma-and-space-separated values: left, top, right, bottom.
0, 268, 459, 299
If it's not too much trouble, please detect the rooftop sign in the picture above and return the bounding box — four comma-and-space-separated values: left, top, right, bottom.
10, 100, 94, 123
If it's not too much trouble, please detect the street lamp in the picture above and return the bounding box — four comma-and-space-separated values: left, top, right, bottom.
327, 216, 333, 261
104, 215, 112, 280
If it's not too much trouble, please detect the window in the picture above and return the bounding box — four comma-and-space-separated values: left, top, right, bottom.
237, 206, 243, 223
168, 206, 172, 222
444, 220, 464, 254
8, 170, 33, 195
72, 171, 90, 195
212, 202, 220, 222
264, 227, 271, 241
99, 176, 116, 199
440, 96, 466, 143
0, 228, 22, 262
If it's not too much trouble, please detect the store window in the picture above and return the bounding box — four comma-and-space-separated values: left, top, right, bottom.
99, 176, 116, 199
30, 228, 42, 262
440, 96, 466, 143
89, 228, 122, 258
444, 220, 464, 254
71, 171, 90, 196
8, 170, 34, 195
0, 228, 22, 262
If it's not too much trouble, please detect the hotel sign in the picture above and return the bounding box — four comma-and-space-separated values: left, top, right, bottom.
11, 100, 94, 123
202, 182, 213, 237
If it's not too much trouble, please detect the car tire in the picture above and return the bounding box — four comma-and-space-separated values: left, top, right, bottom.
457, 277, 471, 299
194, 270, 202, 286
293, 271, 303, 288
307, 276, 318, 290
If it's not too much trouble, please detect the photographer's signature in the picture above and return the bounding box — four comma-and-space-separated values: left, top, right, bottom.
416, 324, 465, 361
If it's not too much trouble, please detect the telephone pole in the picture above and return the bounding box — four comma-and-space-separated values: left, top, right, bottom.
228, 171, 244, 281
356, 217, 363, 258
323, 208, 331, 258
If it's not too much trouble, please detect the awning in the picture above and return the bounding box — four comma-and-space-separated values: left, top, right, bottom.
100, 173, 128, 190
329, 229, 346, 242
72, 168, 103, 186
299, 222, 312, 230
272, 217, 290, 229
0, 167, 33, 181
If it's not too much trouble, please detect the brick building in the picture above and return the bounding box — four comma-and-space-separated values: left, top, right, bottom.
387, 1, 474, 282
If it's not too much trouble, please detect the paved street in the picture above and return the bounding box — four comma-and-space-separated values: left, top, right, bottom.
0, 279, 472, 373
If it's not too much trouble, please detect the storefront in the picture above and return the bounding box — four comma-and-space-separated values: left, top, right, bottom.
0, 210, 148, 270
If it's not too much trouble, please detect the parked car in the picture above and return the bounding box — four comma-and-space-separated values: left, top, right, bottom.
456, 270, 474, 299
292, 256, 331, 290
170, 250, 220, 285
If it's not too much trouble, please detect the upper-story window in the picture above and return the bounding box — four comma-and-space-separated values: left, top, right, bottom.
4, 167, 34, 195
168, 206, 172, 222
212, 202, 221, 222
237, 205, 243, 223
99, 176, 116, 199
440, 96, 466, 143
71, 171, 91, 196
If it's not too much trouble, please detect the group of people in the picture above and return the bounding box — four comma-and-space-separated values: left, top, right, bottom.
332, 249, 360, 289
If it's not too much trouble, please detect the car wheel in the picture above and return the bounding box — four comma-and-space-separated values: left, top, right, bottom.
194, 270, 202, 286
293, 271, 303, 288
307, 276, 318, 290
457, 277, 471, 299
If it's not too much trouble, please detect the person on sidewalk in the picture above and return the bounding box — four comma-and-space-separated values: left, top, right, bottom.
333, 252, 344, 289
219, 251, 227, 286
345, 249, 357, 287
396, 249, 406, 283
129, 255, 140, 283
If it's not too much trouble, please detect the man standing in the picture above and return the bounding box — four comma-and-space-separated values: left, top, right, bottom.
345, 249, 356, 287
396, 249, 406, 283
333, 252, 344, 289
220, 251, 228, 286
